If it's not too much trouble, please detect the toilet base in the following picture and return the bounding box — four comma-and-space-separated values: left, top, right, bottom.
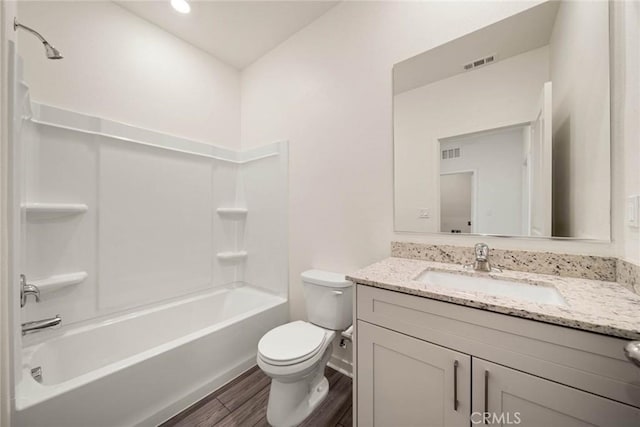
264, 346, 332, 427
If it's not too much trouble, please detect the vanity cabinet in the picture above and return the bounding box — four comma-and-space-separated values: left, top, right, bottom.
358, 321, 470, 427
472, 359, 640, 427
355, 285, 640, 426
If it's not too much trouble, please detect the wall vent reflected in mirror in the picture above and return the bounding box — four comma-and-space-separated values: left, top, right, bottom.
463, 53, 496, 71
393, 0, 611, 241
442, 148, 461, 160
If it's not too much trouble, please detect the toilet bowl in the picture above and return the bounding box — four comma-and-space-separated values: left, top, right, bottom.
257, 270, 353, 427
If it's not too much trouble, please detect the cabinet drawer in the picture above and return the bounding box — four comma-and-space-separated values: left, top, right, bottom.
356, 284, 640, 407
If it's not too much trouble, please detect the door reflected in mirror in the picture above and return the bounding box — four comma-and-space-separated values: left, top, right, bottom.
440, 171, 472, 234
393, 0, 610, 240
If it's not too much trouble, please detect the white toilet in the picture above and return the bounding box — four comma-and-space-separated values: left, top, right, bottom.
257, 270, 353, 427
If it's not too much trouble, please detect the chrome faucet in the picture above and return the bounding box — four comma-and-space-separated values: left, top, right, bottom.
22, 315, 61, 335
467, 243, 499, 272
20, 274, 40, 307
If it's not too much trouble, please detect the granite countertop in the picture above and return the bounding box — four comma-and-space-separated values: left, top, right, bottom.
347, 257, 640, 340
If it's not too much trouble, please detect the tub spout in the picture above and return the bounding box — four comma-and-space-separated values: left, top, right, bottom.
22, 315, 61, 335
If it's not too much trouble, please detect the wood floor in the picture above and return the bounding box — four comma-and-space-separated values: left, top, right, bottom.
160, 366, 352, 427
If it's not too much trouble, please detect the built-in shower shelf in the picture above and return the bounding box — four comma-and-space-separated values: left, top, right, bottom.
30, 271, 88, 293
23, 203, 88, 218
216, 251, 248, 261
216, 207, 248, 219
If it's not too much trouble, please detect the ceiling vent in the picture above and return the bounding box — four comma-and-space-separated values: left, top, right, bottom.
463, 53, 497, 71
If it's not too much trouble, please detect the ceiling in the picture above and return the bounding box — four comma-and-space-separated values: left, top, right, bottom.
116, 0, 339, 70
393, 1, 559, 95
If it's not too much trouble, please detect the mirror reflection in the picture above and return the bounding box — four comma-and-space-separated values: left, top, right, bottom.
393, 1, 610, 239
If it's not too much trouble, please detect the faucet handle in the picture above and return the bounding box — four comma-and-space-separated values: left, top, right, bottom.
474, 243, 489, 260
20, 274, 41, 307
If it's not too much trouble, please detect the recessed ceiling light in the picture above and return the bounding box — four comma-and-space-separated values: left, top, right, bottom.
171, 0, 190, 14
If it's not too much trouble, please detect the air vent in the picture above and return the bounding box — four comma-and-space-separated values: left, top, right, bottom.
442, 148, 461, 160
463, 53, 497, 71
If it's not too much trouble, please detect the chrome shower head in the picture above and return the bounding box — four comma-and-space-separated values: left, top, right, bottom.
43, 42, 63, 60
14, 18, 63, 60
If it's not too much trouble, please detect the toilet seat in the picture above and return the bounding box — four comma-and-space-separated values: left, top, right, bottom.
258, 321, 328, 366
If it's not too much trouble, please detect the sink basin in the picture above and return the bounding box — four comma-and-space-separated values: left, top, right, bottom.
415, 271, 568, 307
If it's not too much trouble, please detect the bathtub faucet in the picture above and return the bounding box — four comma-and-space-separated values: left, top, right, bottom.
20, 274, 41, 307
22, 315, 62, 335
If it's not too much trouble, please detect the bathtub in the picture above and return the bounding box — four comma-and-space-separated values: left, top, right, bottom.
15, 284, 288, 427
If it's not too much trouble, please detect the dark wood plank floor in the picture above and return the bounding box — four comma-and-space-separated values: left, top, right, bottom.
160, 366, 352, 427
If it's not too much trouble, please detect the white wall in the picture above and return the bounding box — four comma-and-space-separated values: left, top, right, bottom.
440, 128, 526, 236
17, 1, 240, 148
241, 1, 550, 324
550, 0, 610, 239
394, 46, 548, 232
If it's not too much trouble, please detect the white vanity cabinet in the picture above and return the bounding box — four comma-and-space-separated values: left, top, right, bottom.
472, 358, 640, 427
355, 285, 640, 427
358, 321, 471, 427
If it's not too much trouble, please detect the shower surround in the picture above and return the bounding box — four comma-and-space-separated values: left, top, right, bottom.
8, 51, 288, 426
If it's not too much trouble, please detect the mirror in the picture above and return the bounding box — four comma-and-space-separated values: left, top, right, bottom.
393, 1, 610, 240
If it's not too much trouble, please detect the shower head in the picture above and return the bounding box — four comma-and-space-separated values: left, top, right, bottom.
43, 42, 63, 60
14, 18, 63, 60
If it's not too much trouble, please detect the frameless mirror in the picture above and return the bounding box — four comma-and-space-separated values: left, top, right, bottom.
393, 1, 610, 240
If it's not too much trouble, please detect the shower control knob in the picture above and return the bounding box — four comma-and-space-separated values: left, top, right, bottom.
624, 341, 640, 368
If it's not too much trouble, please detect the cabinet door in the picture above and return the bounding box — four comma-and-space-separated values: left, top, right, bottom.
472, 358, 640, 426
357, 321, 471, 427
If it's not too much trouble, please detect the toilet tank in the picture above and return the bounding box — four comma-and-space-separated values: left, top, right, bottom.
302, 270, 353, 330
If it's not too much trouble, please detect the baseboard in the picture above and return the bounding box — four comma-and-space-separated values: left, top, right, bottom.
328, 355, 353, 378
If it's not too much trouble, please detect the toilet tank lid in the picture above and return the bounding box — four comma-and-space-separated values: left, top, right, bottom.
301, 269, 352, 288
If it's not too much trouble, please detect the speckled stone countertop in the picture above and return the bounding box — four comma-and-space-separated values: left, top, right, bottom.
347, 257, 640, 340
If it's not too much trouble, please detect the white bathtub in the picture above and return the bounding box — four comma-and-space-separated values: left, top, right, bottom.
15, 285, 287, 427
